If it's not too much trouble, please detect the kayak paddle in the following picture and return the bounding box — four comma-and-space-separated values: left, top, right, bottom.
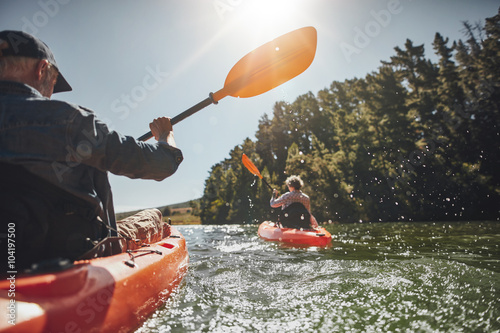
138, 26, 317, 141
242, 153, 273, 191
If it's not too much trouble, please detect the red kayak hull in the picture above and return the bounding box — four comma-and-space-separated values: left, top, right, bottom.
258, 221, 332, 246
0, 226, 188, 333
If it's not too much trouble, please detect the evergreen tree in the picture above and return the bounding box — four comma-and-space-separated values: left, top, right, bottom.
198, 10, 500, 224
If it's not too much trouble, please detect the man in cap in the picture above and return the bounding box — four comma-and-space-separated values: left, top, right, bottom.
0, 31, 183, 270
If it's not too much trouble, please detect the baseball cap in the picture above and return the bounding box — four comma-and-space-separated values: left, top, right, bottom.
0, 30, 72, 93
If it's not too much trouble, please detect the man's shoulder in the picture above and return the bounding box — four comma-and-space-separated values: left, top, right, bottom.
48, 98, 95, 115
34, 99, 98, 125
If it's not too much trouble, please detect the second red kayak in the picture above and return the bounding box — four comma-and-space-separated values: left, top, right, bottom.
258, 221, 332, 246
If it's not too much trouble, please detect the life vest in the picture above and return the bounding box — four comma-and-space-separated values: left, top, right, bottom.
0, 162, 106, 271
279, 202, 312, 229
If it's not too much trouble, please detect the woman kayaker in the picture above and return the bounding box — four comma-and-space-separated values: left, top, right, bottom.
270, 175, 319, 229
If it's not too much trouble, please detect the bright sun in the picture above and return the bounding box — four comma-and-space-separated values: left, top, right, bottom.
230, 0, 307, 37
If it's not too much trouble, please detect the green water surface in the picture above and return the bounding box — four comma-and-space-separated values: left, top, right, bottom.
137, 221, 500, 332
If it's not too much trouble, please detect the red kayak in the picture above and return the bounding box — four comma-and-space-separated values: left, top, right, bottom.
258, 221, 332, 246
0, 226, 188, 333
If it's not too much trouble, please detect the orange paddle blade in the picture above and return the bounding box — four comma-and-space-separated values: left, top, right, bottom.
242, 153, 263, 179
212, 26, 317, 102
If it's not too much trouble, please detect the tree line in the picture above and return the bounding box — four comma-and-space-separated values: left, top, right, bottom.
195, 9, 500, 224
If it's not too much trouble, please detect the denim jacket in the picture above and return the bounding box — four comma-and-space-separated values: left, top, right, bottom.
0, 81, 183, 233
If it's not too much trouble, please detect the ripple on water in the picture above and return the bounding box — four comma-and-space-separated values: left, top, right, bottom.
137, 223, 500, 333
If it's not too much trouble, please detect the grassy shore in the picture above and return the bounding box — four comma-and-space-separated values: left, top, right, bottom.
116, 202, 201, 225
164, 207, 201, 225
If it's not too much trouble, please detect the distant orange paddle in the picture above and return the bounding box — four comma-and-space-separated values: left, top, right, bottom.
242, 153, 273, 191
139, 26, 317, 141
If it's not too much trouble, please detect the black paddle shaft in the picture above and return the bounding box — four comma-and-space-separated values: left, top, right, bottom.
261, 177, 273, 191
137, 93, 217, 141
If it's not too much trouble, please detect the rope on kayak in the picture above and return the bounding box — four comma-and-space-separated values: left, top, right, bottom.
95, 216, 143, 248
124, 247, 163, 268
96, 217, 130, 240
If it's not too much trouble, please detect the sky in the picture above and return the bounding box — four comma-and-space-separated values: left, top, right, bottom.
1, 0, 498, 213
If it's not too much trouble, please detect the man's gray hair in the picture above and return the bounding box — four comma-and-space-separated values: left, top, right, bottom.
0, 56, 37, 77
0, 56, 58, 96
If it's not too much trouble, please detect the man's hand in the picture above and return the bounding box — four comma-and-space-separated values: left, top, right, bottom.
149, 117, 176, 147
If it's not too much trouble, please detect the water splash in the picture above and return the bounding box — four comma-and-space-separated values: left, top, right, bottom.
137, 222, 500, 332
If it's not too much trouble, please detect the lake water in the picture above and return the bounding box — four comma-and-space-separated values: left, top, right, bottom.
137, 221, 500, 332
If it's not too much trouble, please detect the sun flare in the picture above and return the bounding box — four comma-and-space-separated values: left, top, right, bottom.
233, 0, 307, 37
